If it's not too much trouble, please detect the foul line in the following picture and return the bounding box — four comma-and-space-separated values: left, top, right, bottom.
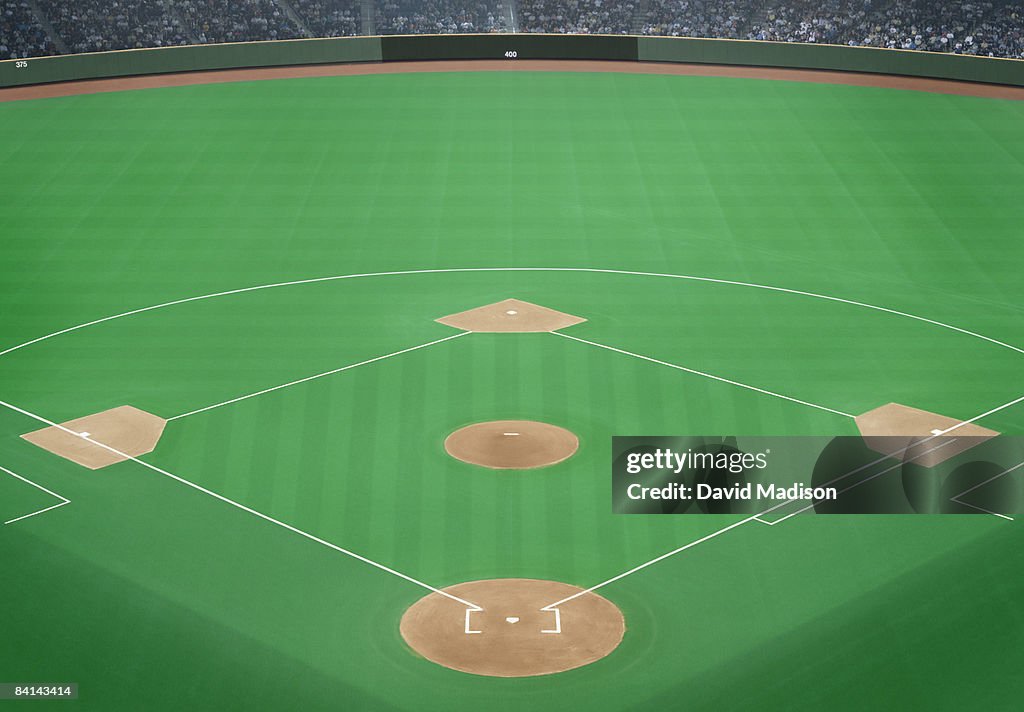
0, 398, 482, 611
1, 464, 70, 525
553, 331, 855, 419
541, 393, 1024, 610
764, 439, 960, 526
541, 501, 793, 611
167, 331, 470, 421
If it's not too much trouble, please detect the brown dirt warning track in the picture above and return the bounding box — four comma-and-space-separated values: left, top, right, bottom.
3, 59, 1024, 103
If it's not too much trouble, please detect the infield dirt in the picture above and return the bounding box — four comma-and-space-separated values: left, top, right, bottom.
21, 405, 166, 469
400, 578, 625, 677
444, 420, 579, 469
856, 403, 999, 467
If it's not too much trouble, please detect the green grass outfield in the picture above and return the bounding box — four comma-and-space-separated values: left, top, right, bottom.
1, 70, 1022, 710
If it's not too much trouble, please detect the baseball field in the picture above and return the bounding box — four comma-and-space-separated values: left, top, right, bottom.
1, 65, 1022, 709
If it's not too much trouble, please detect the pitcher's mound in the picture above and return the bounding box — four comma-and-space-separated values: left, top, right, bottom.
445, 420, 578, 469
401, 578, 625, 677
21, 405, 166, 470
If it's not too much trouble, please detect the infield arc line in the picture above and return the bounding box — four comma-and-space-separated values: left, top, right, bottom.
167, 331, 470, 421
0, 399, 483, 611
1, 268, 1021, 362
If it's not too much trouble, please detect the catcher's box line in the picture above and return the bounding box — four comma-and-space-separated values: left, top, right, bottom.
0, 398, 484, 612
540, 392, 1024, 610
167, 331, 470, 421
1, 268, 1021, 361
1, 464, 70, 525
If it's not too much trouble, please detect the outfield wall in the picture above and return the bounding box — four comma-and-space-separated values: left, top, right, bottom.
2, 34, 1022, 90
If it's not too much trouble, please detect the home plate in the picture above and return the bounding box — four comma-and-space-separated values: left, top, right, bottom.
506, 617, 520, 624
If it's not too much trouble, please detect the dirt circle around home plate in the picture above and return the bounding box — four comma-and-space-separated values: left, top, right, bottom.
400, 578, 625, 677
444, 420, 579, 469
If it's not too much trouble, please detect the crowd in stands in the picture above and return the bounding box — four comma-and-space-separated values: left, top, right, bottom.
36, 0, 190, 53
644, 0, 1022, 58
291, 0, 360, 37
519, 0, 636, 34
640, 0, 750, 38
1, 0, 56, 58
747, 0, 873, 45
973, 2, 1024, 57
849, 0, 994, 54
376, 0, 505, 34
3, 1, 1023, 60
177, 0, 301, 44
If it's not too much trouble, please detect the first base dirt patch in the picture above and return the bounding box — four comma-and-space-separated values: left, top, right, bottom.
855, 403, 999, 467
445, 420, 579, 469
400, 578, 625, 677
436, 298, 585, 333
21, 405, 166, 469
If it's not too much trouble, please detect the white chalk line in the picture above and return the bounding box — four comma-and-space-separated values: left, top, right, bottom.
541, 502, 793, 611
1, 464, 70, 525
746, 394, 1024, 527
541, 394, 1024, 610
954, 500, 1015, 521
949, 460, 1024, 521
1, 266, 1020, 618
167, 331, 470, 421
464, 609, 482, 634
2, 268, 1021, 362
767, 439, 960, 526
0, 398, 483, 611
552, 331, 855, 419
541, 608, 561, 634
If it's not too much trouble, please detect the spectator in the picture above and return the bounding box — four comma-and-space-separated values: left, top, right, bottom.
376, 0, 506, 34
520, 0, 637, 34
177, 0, 302, 44
1, 0, 56, 58
292, 0, 360, 37
9, 1, 1024, 61
642, 0, 748, 39
37, 0, 190, 53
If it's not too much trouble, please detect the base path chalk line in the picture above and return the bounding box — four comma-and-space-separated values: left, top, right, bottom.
0, 398, 482, 612
552, 331, 855, 419
949, 460, 1024, 521
1, 464, 70, 526
2, 268, 1022, 362
540, 392, 1024, 610
167, 331, 470, 421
